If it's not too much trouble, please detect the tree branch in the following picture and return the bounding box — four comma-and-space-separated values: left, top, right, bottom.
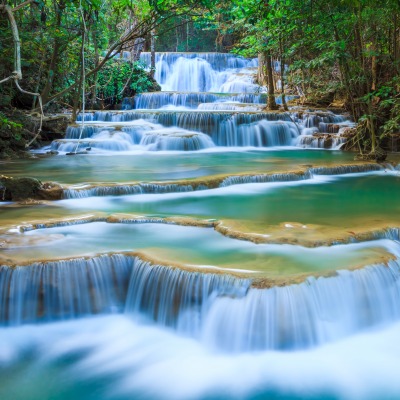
0, 5, 22, 80
11, 0, 38, 12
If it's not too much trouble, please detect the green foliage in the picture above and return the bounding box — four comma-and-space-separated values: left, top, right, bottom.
0, 113, 23, 140
0, 0, 215, 110
215, 0, 400, 152
1, 0, 400, 152
96, 60, 157, 105
0, 111, 30, 158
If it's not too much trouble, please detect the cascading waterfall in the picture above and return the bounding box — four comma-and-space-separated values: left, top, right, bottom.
42, 52, 352, 153
74, 111, 301, 148
63, 183, 199, 199
0, 255, 250, 328
139, 128, 215, 151
126, 92, 270, 109
140, 52, 258, 71
201, 260, 400, 352
124, 261, 251, 334
0, 255, 132, 325
139, 52, 258, 93
2, 248, 400, 352
297, 135, 347, 149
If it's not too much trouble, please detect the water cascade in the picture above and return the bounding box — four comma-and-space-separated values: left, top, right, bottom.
0, 50, 384, 400
42, 51, 353, 154
2, 249, 400, 352
140, 52, 258, 92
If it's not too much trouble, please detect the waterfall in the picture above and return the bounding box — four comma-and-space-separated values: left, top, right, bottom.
63, 182, 197, 198
139, 129, 215, 151
201, 260, 400, 352
46, 52, 353, 153
219, 171, 312, 187
140, 52, 258, 71
74, 111, 298, 147
127, 92, 270, 109
297, 135, 347, 149
2, 249, 400, 352
0, 255, 132, 325
138, 52, 258, 93
0, 255, 250, 328
309, 164, 384, 175
45, 52, 351, 153
124, 260, 251, 335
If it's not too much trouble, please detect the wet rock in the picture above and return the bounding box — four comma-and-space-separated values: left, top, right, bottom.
41, 115, 70, 140
37, 182, 64, 201
0, 176, 42, 201
0, 175, 63, 201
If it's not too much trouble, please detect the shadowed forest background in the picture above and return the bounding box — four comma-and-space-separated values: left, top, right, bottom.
1, 0, 400, 158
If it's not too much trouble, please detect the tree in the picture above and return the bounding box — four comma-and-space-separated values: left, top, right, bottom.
0, 0, 217, 113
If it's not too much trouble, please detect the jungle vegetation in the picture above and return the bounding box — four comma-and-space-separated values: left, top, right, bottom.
1, 0, 400, 157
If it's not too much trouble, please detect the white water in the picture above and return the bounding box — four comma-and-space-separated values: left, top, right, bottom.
1, 51, 396, 400
1, 314, 400, 400
140, 52, 258, 92
41, 52, 353, 154
2, 232, 400, 351
2, 243, 400, 399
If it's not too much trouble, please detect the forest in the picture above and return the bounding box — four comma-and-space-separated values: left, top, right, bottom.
1, 0, 399, 159
2, 2, 400, 399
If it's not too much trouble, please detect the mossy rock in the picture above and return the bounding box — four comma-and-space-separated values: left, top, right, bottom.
38, 182, 64, 200
0, 176, 64, 201
0, 176, 42, 201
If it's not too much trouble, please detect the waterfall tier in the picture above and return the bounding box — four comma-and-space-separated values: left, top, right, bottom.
56, 126, 215, 152
68, 112, 302, 149
60, 162, 384, 198
140, 52, 258, 71
139, 52, 258, 92
2, 252, 400, 352
125, 92, 269, 109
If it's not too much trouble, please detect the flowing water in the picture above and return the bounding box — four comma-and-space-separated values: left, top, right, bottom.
1, 52, 400, 399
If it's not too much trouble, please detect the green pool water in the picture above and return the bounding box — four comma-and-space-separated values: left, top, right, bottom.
1, 172, 399, 249
1, 222, 392, 277
1, 149, 354, 184
33, 173, 400, 231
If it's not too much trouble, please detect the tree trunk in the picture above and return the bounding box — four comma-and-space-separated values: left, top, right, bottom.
257, 53, 267, 85
71, 30, 85, 121
265, 50, 278, 110
279, 37, 288, 111
258, 52, 278, 110
150, 29, 156, 78
40, 40, 61, 104
90, 31, 99, 109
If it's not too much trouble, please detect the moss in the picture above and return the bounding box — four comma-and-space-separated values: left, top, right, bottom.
0, 176, 42, 201
0, 175, 63, 201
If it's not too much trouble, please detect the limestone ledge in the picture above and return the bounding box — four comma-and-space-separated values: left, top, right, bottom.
61, 161, 388, 198
0, 214, 398, 288
1, 160, 396, 202
1, 213, 400, 248
0, 248, 395, 290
